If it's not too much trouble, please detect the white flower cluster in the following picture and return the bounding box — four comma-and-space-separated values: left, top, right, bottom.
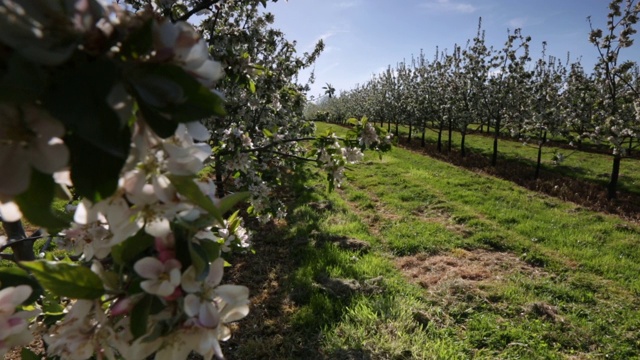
316, 134, 365, 188
0, 286, 40, 355
33, 119, 250, 360
0, 7, 250, 358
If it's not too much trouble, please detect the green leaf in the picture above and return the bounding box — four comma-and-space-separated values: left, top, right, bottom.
131, 294, 152, 340
129, 64, 225, 138
20, 348, 41, 360
0, 53, 47, 102
347, 117, 359, 126
111, 229, 154, 265
218, 192, 250, 215
120, 18, 153, 59
21, 261, 105, 299
248, 79, 256, 93
43, 59, 128, 158
198, 239, 221, 263
262, 128, 273, 138
0, 267, 43, 304
66, 134, 128, 202
136, 99, 179, 138
14, 170, 69, 232
40, 291, 65, 315
168, 175, 223, 224
189, 241, 209, 281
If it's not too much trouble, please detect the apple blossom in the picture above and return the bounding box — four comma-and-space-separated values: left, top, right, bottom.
0, 104, 69, 198
0, 285, 38, 357
134, 257, 182, 297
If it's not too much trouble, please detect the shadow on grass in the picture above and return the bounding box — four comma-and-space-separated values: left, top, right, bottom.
220, 168, 375, 360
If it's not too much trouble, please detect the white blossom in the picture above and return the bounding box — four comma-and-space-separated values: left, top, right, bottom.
0, 104, 69, 197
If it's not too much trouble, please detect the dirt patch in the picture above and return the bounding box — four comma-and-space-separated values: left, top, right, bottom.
395, 248, 547, 291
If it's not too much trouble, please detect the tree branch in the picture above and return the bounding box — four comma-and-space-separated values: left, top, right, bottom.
177, 0, 222, 22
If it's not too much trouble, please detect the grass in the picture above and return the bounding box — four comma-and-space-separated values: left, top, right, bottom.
223, 123, 640, 359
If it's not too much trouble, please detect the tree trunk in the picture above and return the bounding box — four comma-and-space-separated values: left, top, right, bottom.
491, 118, 501, 166
608, 153, 622, 200
535, 130, 547, 179
394, 120, 399, 139
437, 121, 443, 152
387, 117, 391, 133
447, 117, 452, 153
215, 153, 224, 198
421, 122, 426, 147
461, 131, 467, 158
1, 220, 35, 261
628, 137, 633, 156
408, 122, 412, 144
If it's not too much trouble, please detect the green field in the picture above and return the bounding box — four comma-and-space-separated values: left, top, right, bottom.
223, 122, 640, 359
383, 121, 640, 195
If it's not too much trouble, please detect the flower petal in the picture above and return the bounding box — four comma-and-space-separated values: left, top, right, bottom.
134, 257, 164, 279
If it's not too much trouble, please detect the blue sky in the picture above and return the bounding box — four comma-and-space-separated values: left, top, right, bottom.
266, 0, 640, 99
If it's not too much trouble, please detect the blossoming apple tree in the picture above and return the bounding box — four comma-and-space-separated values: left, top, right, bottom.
0, 0, 389, 358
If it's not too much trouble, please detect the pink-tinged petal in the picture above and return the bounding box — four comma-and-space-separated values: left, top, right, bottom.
184, 121, 210, 142
152, 175, 176, 203
128, 183, 157, 206
168, 267, 182, 287
164, 286, 182, 301
0, 285, 31, 313
215, 285, 249, 305
0, 145, 31, 196
4, 316, 28, 337
111, 297, 133, 316
206, 257, 225, 288
0, 201, 22, 222
154, 20, 178, 52
221, 304, 249, 323
181, 39, 208, 66
183, 293, 200, 318
134, 257, 164, 279
181, 266, 200, 293
24, 108, 65, 138
216, 324, 231, 341
140, 279, 174, 297
145, 217, 171, 238
53, 170, 72, 186
164, 258, 181, 270
198, 302, 219, 328
189, 59, 225, 87
29, 141, 69, 174
73, 200, 93, 224
121, 169, 145, 196
157, 250, 175, 263
211, 337, 224, 358
156, 280, 176, 297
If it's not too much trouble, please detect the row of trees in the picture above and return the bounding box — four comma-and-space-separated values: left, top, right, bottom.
312, 1, 640, 199
0, 0, 392, 359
